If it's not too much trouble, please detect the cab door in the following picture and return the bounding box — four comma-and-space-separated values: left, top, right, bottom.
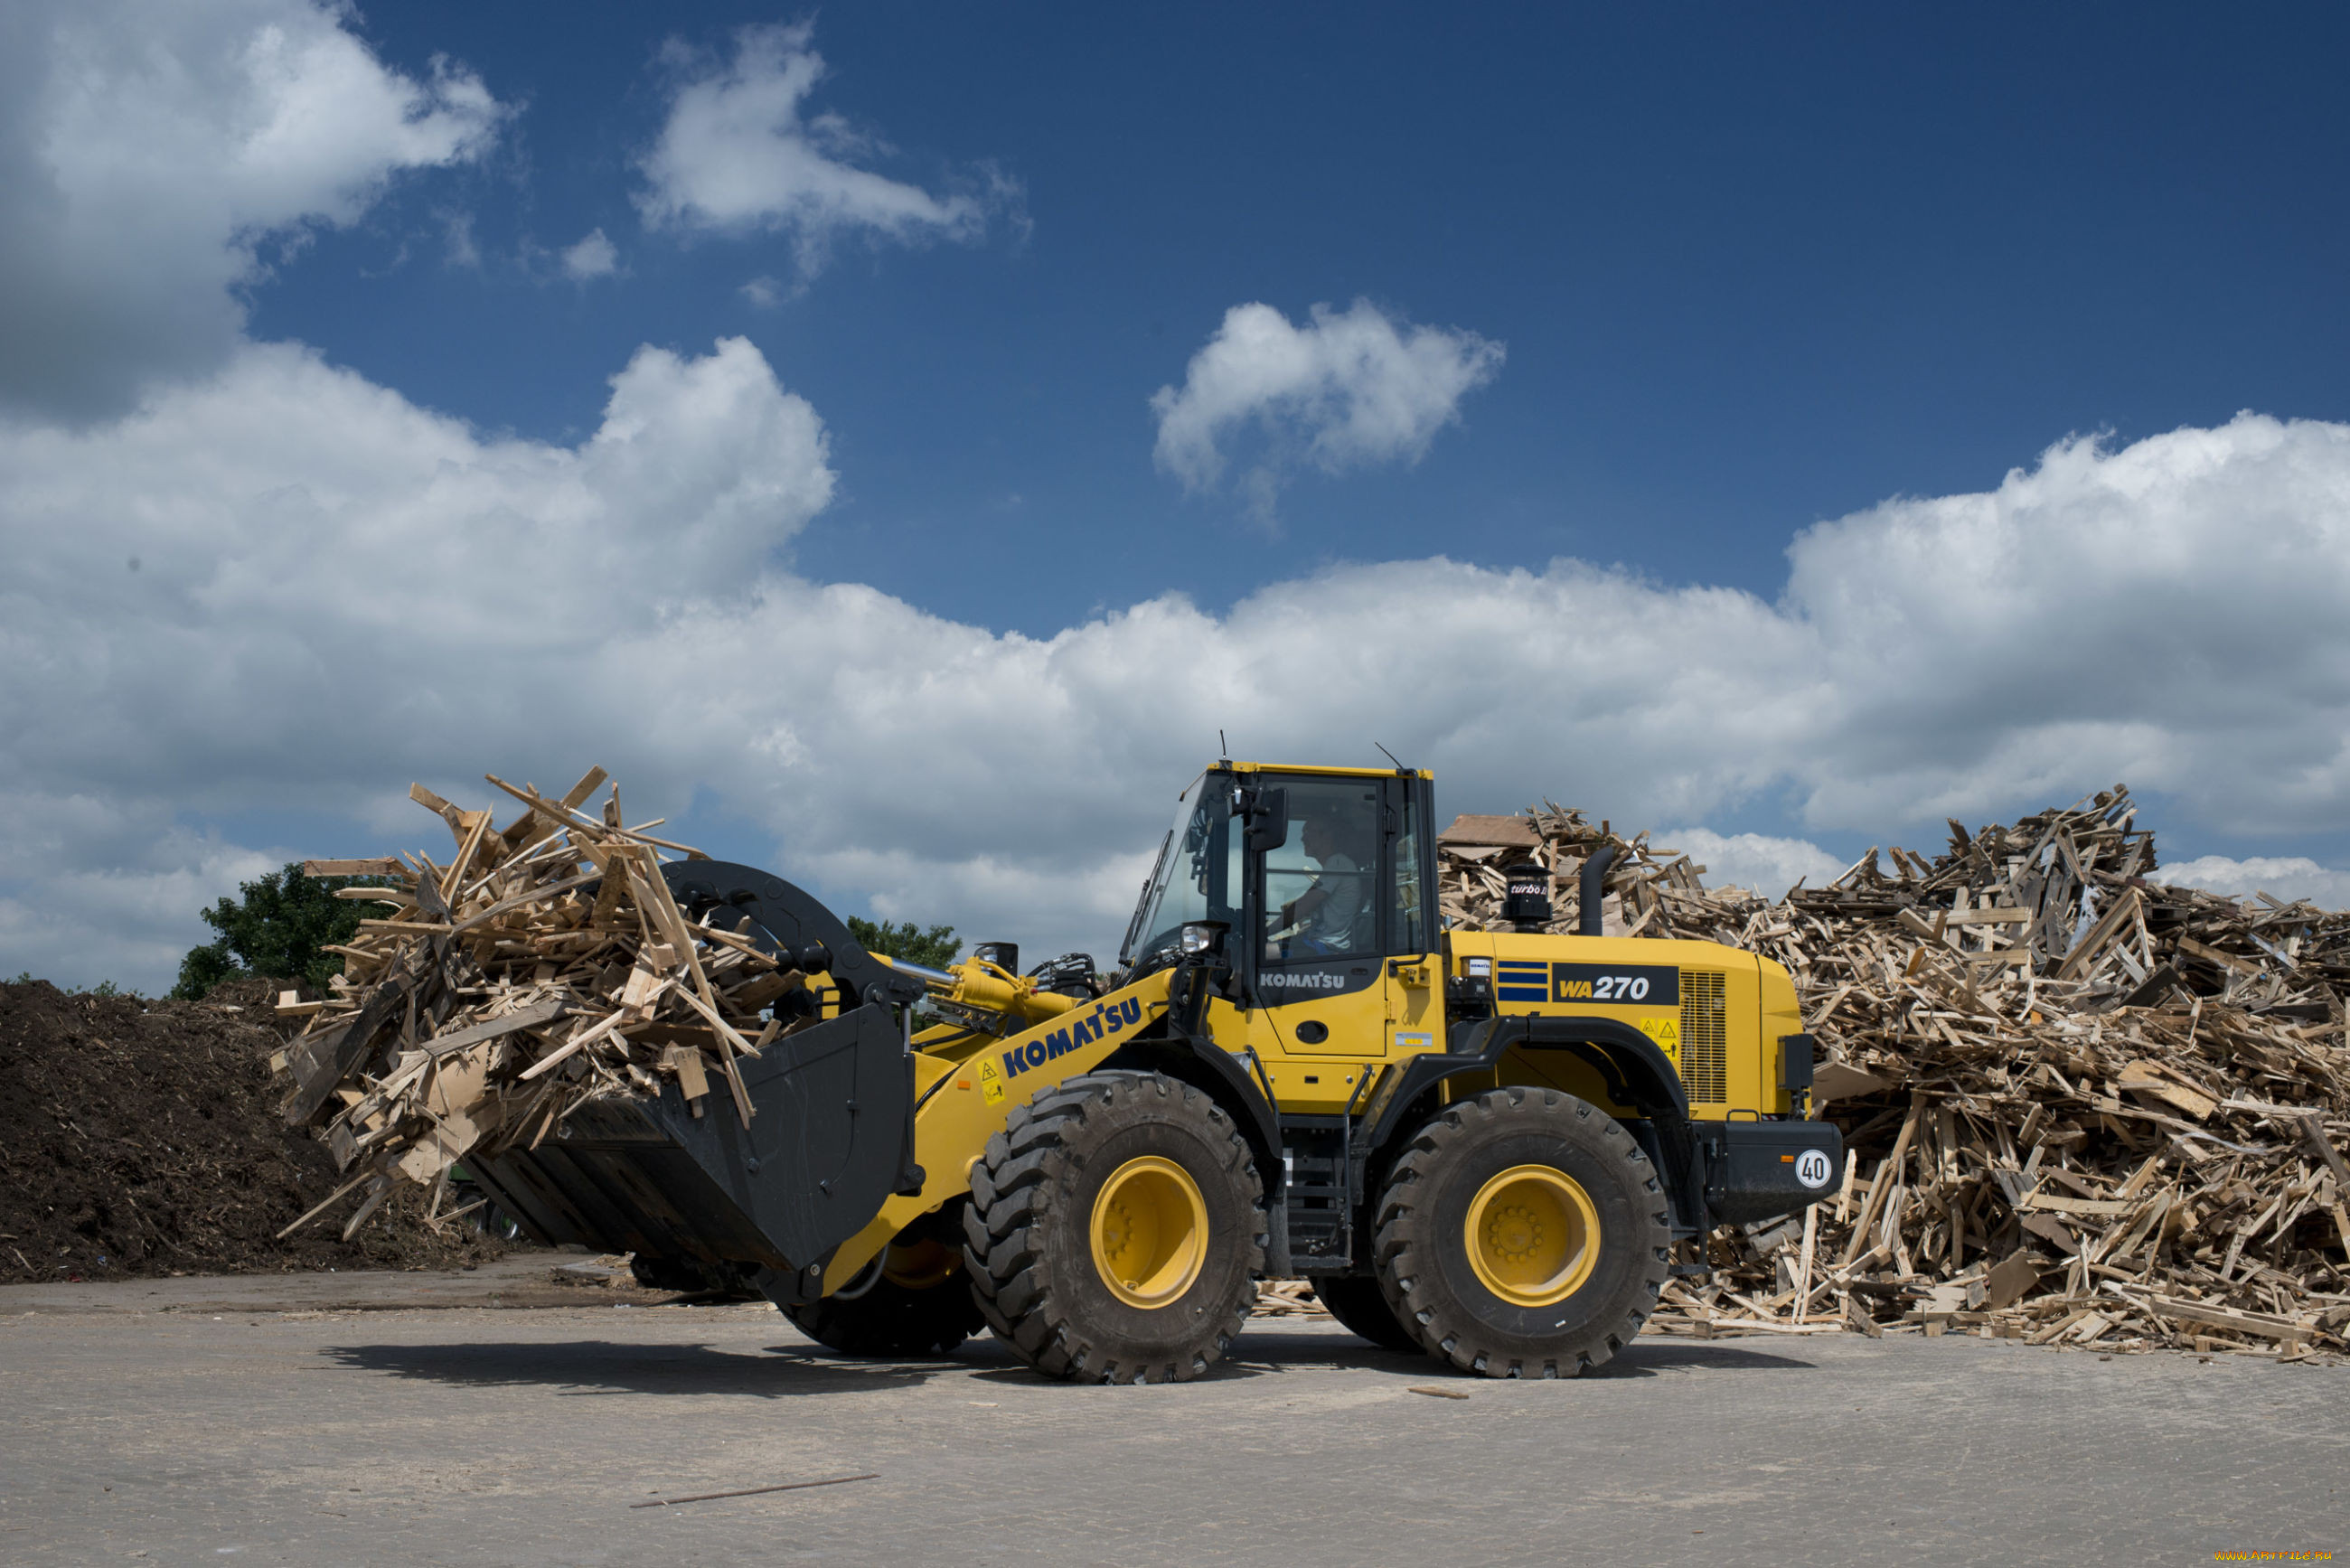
1381, 775, 1440, 1058
1246, 774, 1435, 1063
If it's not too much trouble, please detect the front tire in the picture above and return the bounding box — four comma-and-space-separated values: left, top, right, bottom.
964, 1071, 1265, 1384
782, 1215, 984, 1357
1374, 1087, 1669, 1378
783, 1273, 984, 1357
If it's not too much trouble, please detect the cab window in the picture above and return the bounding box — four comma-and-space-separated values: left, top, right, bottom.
1390, 781, 1425, 955
1261, 780, 1381, 963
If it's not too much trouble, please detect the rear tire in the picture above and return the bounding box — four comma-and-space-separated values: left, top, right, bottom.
964, 1071, 1264, 1384
1311, 1272, 1424, 1355
1375, 1087, 1669, 1378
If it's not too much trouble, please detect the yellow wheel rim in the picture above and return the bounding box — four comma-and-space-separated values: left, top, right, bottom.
1463, 1164, 1602, 1308
1089, 1155, 1209, 1309
880, 1236, 960, 1291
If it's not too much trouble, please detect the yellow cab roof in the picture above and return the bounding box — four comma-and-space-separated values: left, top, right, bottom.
1222, 760, 1434, 780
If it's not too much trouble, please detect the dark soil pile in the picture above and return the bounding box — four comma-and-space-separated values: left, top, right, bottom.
0, 980, 510, 1283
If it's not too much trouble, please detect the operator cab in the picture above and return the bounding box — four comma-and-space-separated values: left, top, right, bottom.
1120, 765, 1439, 1047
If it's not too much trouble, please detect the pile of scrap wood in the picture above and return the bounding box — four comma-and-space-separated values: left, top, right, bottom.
274, 768, 800, 1240
1443, 788, 2350, 1357
1435, 806, 1753, 944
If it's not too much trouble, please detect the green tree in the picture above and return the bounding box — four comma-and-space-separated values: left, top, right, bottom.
171, 862, 393, 1000
845, 915, 961, 970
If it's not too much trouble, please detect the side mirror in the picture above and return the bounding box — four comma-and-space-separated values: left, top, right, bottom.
1241, 786, 1289, 853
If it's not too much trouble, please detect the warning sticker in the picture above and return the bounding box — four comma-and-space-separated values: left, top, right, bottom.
978, 1056, 1005, 1105
1635, 1016, 1680, 1056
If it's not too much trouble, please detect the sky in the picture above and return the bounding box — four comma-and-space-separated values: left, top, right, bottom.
5, 0, 2350, 991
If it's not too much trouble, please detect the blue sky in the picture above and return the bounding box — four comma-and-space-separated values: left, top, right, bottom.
5, 0, 2350, 988
247, 2, 2350, 627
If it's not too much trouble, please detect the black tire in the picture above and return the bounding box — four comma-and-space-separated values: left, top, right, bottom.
1311, 1272, 1424, 1355
783, 1275, 985, 1357
781, 1211, 984, 1357
1375, 1087, 1670, 1378
964, 1071, 1265, 1384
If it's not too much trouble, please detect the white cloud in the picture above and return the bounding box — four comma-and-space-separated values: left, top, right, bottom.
1780, 415, 2350, 835
560, 227, 619, 280
15, 357, 2350, 991
0, 334, 834, 987
634, 23, 1010, 278
441, 210, 482, 269
0, 0, 509, 422
1151, 299, 1505, 519
1655, 830, 1852, 901
0, 800, 277, 991
2148, 856, 2350, 912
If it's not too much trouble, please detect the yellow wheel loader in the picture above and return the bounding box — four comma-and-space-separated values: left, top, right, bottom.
453, 762, 1839, 1381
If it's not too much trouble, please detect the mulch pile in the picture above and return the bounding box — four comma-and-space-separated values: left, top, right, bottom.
0, 978, 508, 1284
1442, 788, 2350, 1357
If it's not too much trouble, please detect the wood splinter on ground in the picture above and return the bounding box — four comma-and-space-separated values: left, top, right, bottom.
630, 1473, 881, 1508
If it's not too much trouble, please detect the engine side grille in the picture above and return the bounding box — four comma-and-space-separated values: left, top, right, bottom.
1678, 969, 1726, 1103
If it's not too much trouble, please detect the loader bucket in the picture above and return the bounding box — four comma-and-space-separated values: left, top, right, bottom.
457, 861, 926, 1296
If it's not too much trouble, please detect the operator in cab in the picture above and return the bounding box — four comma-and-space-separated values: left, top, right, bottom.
1276, 813, 1367, 958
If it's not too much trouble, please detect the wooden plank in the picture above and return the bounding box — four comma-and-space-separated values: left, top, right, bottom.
2142, 1296, 2312, 1341
518, 1007, 634, 1081
2017, 1192, 2133, 1216
1436, 813, 1540, 849
2055, 887, 2143, 981
302, 858, 409, 878
482, 773, 710, 859
1985, 1251, 2044, 1310
2115, 1061, 2217, 1122
440, 809, 494, 900
666, 1044, 710, 1113
557, 766, 610, 812
447, 869, 603, 936
1811, 1062, 1893, 1104
2176, 934, 2261, 974
279, 969, 410, 1126
418, 997, 571, 1058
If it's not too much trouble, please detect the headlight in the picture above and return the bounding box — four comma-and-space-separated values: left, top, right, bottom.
1179, 922, 1226, 957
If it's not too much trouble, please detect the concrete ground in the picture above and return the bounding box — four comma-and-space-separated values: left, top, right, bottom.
0, 1264, 2342, 1567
